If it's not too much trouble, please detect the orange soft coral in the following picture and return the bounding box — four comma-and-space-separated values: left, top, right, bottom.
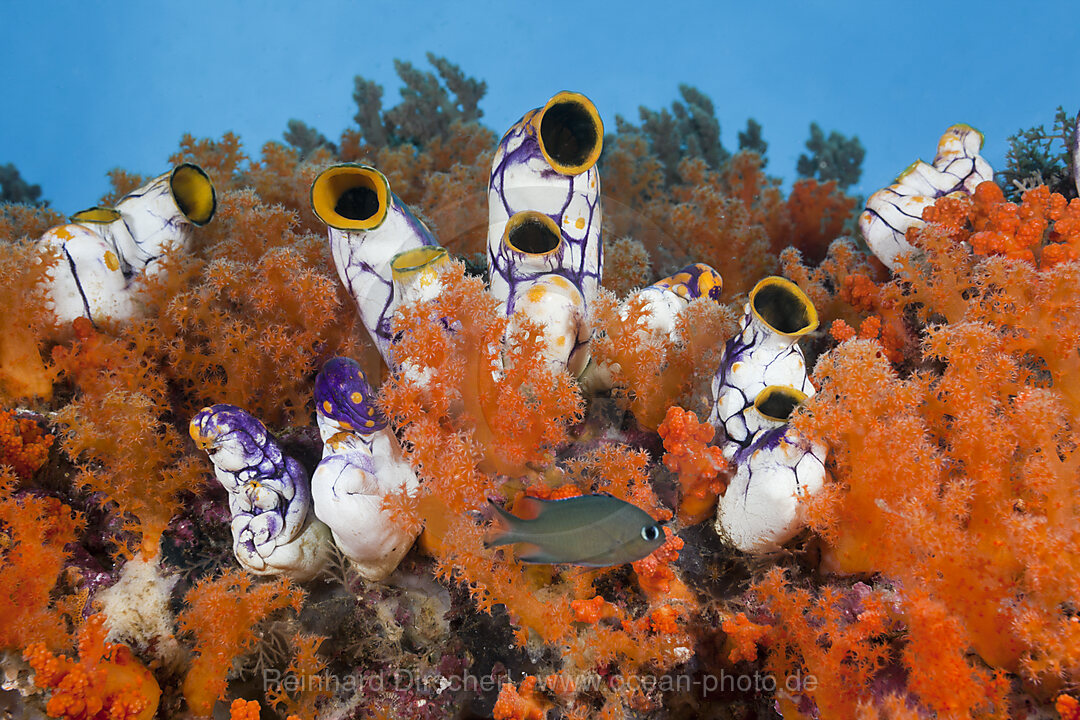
602, 236, 653, 298
1057, 694, 1080, 720
228, 699, 261, 720
720, 612, 768, 664
665, 157, 775, 299
786, 182, 1080, 707
381, 259, 583, 481
383, 343, 695, 718
589, 290, 736, 430
921, 180, 1080, 270
0, 235, 59, 402
24, 614, 160, 720
158, 191, 366, 427
178, 569, 303, 717
0, 408, 53, 478
55, 389, 203, 557
657, 406, 727, 524
631, 527, 687, 600
169, 132, 249, 192
781, 178, 857, 263
733, 570, 901, 718
264, 634, 332, 720
0, 468, 83, 651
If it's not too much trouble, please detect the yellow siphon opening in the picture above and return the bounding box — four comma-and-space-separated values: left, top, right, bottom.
70, 207, 122, 224
754, 385, 809, 422
535, 91, 604, 175
170, 164, 217, 226
503, 211, 561, 257
311, 164, 390, 231
749, 276, 819, 337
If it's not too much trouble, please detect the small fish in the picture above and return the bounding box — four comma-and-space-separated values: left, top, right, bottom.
485, 493, 667, 567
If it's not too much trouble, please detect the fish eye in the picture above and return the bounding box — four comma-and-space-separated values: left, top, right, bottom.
641, 525, 662, 542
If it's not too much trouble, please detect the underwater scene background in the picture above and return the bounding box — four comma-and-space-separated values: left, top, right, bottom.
2, 2, 1080, 718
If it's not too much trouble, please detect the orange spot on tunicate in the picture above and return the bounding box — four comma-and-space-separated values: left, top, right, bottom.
350, 391, 363, 404
526, 284, 547, 304
575, 217, 585, 229
322, 400, 332, 414
104, 250, 120, 271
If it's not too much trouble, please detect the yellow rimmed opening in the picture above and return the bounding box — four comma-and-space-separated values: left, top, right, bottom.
170, 163, 216, 226
70, 207, 122, 224
943, 123, 984, 149
391, 245, 449, 282
754, 385, 809, 423
311, 164, 390, 231
503, 211, 561, 257
534, 91, 604, 175
749, 276, 819, 337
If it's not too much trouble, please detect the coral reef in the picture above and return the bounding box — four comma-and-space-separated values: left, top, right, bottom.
2, 67, 1077, 720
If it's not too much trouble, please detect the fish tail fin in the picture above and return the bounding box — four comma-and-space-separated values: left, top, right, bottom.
484, 499, 522, 548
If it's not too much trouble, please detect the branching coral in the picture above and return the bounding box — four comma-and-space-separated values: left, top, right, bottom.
24, 614, 161, 720
177, 569, 303, 716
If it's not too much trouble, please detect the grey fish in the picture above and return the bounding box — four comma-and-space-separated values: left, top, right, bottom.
485, 493, 667, 567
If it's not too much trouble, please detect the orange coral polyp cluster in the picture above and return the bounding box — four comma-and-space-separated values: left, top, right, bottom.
24, 614, 160, 720
657, 406, 727, 524
493, 676, 550, 720
922, 180, 1080, 268
0, 408, 53, 478
781, 179, 1080, 714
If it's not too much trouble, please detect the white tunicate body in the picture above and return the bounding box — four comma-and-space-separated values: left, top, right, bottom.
507, 274, 590, 376
40, 223, 134, 325
312, 420, 421, 582
710, 307, 817, 450
328, 203, 436, 366
715, 427, 826, 553
861, 124, 993, 269
113, 170, 197, 275
487, 109, 602, 310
